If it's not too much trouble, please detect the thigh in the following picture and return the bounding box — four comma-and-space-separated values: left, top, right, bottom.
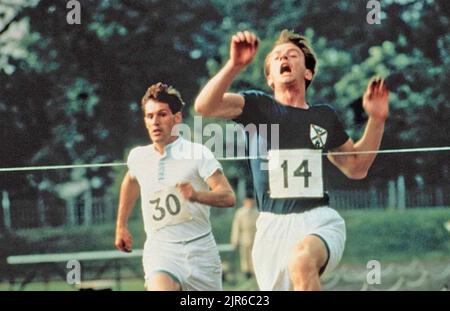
303, 207, 346, 276
146, 271, 181, 291
143, 241, 187, 290
289, 234, 329, 273
184, 236, 223, 291
252, 213, 306, 290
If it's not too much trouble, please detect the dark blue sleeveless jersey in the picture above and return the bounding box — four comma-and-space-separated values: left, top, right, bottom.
233, 90, 349, 214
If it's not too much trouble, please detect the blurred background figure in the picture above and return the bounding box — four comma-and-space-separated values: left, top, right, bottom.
230, 196, 259, 280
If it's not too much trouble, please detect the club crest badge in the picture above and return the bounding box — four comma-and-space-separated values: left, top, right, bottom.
310, 124, 328, 149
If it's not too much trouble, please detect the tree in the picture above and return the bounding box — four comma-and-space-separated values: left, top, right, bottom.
197, 0, 450, 189
0, 0, 221, 214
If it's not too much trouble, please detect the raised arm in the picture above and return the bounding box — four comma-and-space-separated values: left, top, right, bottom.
194, 31, 258, 119
328, 78, 389, 179
176, 170, 236, 208
115, 172, 140, 252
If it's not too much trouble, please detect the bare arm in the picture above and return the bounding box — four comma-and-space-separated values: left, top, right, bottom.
115, 172, 139, 252
328, 78, 389, 179
177, 170, 236, 208
194, 31, 258, 119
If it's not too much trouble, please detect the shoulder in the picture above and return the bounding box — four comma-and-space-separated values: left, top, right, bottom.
310, 103, 338, 114
186, 139, 212, 154
235, 208, 245, 217
181, 139, 217, 161
239, 89, 273, 102
310, 104, 343, 121
129, 144, 152, 154
128, 145, 152, 160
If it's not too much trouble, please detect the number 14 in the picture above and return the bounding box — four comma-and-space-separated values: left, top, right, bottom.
281, 160, 311, 188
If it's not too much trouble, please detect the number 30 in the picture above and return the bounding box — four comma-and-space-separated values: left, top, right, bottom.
150, 194, 181, 221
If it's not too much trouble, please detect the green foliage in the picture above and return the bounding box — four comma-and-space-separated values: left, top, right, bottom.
199, 0, 450, 189
0, 0, 222, 199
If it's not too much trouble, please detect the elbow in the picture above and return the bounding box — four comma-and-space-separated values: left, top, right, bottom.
224, 192, 236, 208
194, 100, 203, 114
194, 98, 221, 117
194, 99, 209, 116
338, 157, 370, 180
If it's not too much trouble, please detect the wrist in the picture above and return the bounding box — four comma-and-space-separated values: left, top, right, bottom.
368, 116, 386, 127
116, 223, 128, 230
226, 59, 245, 73
190, 190, 199, 203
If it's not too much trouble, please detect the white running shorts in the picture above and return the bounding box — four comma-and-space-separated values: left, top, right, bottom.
142, 233, 222, 291
252, 207, 346, 290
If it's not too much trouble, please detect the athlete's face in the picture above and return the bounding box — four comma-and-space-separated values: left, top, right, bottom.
144, 100, 181, 145
266, 42, 313, 90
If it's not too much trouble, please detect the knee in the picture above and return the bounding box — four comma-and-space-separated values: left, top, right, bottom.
288, 248, 320, 282
146, 273, 181, 291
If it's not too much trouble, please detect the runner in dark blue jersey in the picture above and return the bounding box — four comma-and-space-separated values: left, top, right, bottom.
195, 30, 389, 290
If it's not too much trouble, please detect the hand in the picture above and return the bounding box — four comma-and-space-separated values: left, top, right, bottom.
176, 182, 198, 202
115, 226, 133, 253
230, 31, 259, 68
363, 77, 389, 123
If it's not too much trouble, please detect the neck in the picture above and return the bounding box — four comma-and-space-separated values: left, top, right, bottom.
154, 136, 178, 155
274, 83, 308, 109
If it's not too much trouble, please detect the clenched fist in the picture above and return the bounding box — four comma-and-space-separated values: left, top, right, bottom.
176, 182, 198, 202
115, 226, 133, 253
230, 30, 259, 68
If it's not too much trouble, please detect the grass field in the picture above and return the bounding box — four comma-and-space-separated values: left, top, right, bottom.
1, 207, 449, 291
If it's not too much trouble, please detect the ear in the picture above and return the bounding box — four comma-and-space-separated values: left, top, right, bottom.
174, 111, 182, 123
266, 74, 274, 89
304, 69, 313, 82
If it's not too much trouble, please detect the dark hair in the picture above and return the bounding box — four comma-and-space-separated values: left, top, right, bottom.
141, 82, 185, 115
264, 29, 317, 90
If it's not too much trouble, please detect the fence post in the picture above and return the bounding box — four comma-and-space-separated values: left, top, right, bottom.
83, 190, 93, 226
2, 190, 12, 231
388, 180, 396, 209
397, 175, 406, 210
369, 186, 378, 208
237, 178, 246, 206
66, 198, 76, 226
435, 187, 444, 207
104, 196, 115, 223
37, 194, 46, 227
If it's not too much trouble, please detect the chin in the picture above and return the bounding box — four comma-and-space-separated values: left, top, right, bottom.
275, 80, 295, 88
150, 135, 163, 143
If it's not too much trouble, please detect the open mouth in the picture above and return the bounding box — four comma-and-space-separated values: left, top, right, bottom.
280, 63, 291, 74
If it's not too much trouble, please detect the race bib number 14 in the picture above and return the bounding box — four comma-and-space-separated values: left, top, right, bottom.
149, 187, 193, 231
268, 149, 323, 198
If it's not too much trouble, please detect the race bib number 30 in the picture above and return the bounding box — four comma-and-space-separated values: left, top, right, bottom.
149, 187, 192, 231
268, 149, 323, 198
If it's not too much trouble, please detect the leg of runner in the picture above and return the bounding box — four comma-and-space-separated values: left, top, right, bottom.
288, 235, 328, 291
146, 272, 181, 291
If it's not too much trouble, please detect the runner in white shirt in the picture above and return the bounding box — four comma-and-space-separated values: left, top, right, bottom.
115, 82, 236, 291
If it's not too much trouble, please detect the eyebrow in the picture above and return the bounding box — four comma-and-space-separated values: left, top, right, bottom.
145, 108, 170, 115
272, 48, 301, 55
